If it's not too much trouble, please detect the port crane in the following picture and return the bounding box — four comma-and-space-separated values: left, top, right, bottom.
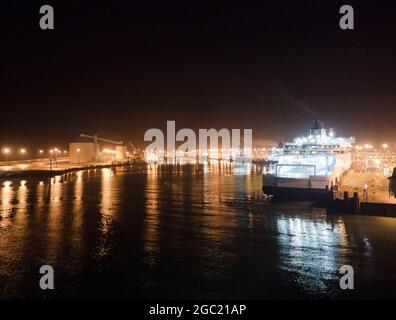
80, 134, 123, 160
128, 141, 138, 152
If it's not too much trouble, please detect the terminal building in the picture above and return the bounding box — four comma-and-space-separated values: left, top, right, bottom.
69, 134, 128, 164
69, 142, 95, 164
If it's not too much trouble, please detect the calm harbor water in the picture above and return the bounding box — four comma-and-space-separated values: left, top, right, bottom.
1, 163, 396, 299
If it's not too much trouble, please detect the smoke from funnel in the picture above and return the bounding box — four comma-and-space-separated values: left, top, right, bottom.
282, 91, 319, 119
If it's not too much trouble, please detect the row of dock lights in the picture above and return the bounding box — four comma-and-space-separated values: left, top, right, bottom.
49, 148, 67, 155
355, 143, 389, 151
1, 147, 68, 161
1, 147, 26, 160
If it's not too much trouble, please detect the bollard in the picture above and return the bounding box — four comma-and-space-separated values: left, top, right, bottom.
352, 192, 360, 214
343, 191, 349, 213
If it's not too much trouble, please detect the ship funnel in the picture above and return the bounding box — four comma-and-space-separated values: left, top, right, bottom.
310, 119, 325, 135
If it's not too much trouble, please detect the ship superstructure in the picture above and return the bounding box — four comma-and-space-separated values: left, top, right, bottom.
263, 120, 355, 199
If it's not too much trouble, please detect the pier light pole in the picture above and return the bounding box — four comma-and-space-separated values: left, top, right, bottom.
3, 148, 10, 161
53, 148, 59, 168
364, 183, 369, 203
77, 148, 81, 164
20, 148, 26, 160
49, 149, 54, 170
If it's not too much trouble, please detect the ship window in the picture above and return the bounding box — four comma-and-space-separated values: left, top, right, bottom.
276, 164, 316, 178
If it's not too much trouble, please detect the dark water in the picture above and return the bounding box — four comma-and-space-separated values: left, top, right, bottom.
1, 164, 396, 299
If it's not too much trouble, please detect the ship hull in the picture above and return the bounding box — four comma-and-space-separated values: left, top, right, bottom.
262, 185, 331, 202
389, 177, 396, 196
263, 174, 332, 202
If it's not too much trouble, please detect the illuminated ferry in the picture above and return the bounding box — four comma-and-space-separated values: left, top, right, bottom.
263, 120, 355, 200
389, 167, 396, 197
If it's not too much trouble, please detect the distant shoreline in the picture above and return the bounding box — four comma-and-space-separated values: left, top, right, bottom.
0, 161, 142, 180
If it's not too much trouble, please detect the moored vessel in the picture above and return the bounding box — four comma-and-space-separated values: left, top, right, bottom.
263, 120, 355, 201
389, 167, 396, 197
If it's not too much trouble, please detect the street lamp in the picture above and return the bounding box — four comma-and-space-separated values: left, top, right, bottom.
76, 148, 81, 164
3, 148, 10, 161
49, 149, 54, 170
382, 143, 388, 149
20, 148, 26, 160
39, 149, 44, 155
364, 183, 369, 204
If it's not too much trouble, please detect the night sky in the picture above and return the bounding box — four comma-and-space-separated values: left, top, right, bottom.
1, 0, 395, 149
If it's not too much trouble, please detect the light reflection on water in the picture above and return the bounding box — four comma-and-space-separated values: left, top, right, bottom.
0, 164, 396, 299
96, 168, 119, 259
277, 216, 345, 294
144, 166, 160, 265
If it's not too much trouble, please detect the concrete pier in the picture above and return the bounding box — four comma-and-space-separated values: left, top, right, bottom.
0, 158, 144, 179
328, 190, 396, 217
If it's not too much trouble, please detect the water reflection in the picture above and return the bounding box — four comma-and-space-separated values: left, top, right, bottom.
1, 165, 396, 299
277, 215, 342, 294
144, 166, 160, 260
0, 181, 13, 230
72, 171, 83, 232
14, 180, 28, 234
43, 175, 63, 264
96, 168, 120, 258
